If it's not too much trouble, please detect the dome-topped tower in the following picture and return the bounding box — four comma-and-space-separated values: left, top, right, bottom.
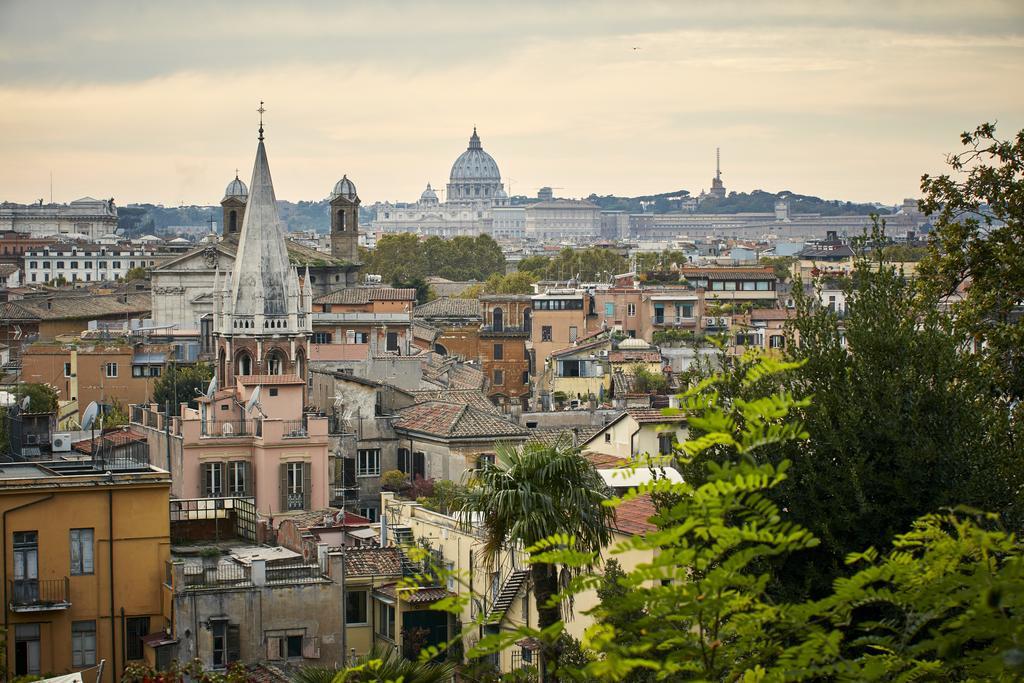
224, 174, 248, 200
221, 172, 248, 238
331, 175, 358, 202
330, 174, 360, 263
419, 183, 439, 207
447, 127, 504, 205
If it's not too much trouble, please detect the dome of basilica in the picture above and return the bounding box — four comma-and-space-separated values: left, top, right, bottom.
449, 128, 501, 183
419, 183, 439, 205
331, 175, 358, 202
224, 174, 248, 200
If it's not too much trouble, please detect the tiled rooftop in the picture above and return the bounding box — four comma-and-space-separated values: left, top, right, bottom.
314, 287, 417, 305
71, 427, 147, 455
394, 401, 529, 440
413, 297, 482, 320
626, 408, 687, 424
412, 389, 500, 414
613, 494, 658, 535
342, 547, 404, 577
236, 374, 306, 385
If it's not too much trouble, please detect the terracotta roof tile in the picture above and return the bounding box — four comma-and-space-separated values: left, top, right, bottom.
236, 374, 306, 385
315, 287, 417, 305
584, 452, 630, 469
412, 389, 499, 414
394, 401, 528, 439
681, 267, 776, 281
413, 297, 481, 320
626, 408, 687, 424
613, 494, 658, 535
343, 547, 404, 577
527, 427, 599, 448
71, 427, 147, 455
377, 583, 455, 604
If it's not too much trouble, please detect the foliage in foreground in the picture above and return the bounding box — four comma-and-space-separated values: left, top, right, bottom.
294, 644, 456, 683
457, 357, 1023, 681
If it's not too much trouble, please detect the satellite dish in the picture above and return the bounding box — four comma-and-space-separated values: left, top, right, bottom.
20, 395, 31, 411
205, 375, 218, 400
245, 386, 262, 415
81, 401, 100, 431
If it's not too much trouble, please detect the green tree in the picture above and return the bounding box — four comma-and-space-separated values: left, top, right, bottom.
457, 436, 615, 681
294, 644, 455, 683
393, 275, 432, 305
516, 255, 551, 275
919, 122, 1024, 399
772, 226, 1024, 598
462, 271, 538, 298
153, 363, 213, 416
14, 384, 59, 413
759, 255, 795, 281
123, 266, 148, 282
102, 401, 129, 429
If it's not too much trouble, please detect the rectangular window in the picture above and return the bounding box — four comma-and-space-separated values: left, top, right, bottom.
64, 362, 73, 377
357, 449, 380, 476
14, 624, 40, 676
112, 261, 121, 268
386, 331, 399, 351
541, 326, 552, 342
359, 506, 379, 523
756, 280, 771, 291
711, 281, 724, 290
212, 620, 227, 669
72, 620, 97, 668
493, 343, 503, 360
742, 281, 756, 291
125, 616, 149, 660
227, 461, 247, 496
287, 634, 303, 659
105, 362, 118, 378
627, 303, 636, 316
377, 601, 396, 640
770, 335, 785, 349
658, 432, 674, 455
351, 331, 368, 344
203, 462, 224, 497
345, 590, 368, 625
312, 332, 332, 344
286, 462, 305, 511
70, 261, 78, 269
522, 370, 529, 385
493, 369, 504, 385
56, 261, 65, 269
568, 326, 578, 343
70, 528, 94, 575
268, 387, 278, 397
132, 366, 143, 378
604, 302, 614, 316
724, 281, 737, 291
680, 303, 694, 318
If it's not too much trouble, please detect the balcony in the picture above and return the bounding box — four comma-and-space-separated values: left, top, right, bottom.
653, 316, 697, 327
480, 325, 530, 338
200, 420, 258, 438
8, 578, 71, 612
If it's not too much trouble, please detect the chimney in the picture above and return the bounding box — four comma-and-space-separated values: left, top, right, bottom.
251, 558, 266, 587
826, 230, 838, 242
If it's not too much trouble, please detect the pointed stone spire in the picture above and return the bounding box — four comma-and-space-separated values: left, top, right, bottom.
229, 126, 292, 319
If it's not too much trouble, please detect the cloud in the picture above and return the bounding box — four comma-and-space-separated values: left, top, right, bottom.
0, 0, 1022, 205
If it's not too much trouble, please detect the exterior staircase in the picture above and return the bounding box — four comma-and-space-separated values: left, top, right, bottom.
485, 569, 530, 624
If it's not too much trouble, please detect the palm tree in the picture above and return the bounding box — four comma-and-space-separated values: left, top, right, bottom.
292, 644, 456, 683
458, 435, 615, 681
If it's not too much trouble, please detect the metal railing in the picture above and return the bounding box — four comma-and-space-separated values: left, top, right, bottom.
653, 316, 697, 325
8, 577, 70, 609
279, 420, 309, 438
182, 561, 250, 589
200, 420, 257, 438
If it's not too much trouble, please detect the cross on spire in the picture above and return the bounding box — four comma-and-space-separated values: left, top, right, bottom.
257, 101, 266, 141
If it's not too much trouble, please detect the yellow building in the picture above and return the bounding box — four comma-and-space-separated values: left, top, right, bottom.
580, 407, 689, 460
380, 488, 658, 676
1, 459, 172, 683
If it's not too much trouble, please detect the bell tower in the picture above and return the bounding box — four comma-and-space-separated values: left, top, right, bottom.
329, 175, 360, 263
221, 171, 248, 240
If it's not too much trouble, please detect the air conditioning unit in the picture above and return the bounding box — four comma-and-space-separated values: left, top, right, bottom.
718, 317, 730, 326
52, 433, 72, 452
702, 317, 718, 328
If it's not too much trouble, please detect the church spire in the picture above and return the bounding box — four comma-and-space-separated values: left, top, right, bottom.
229, 118, 292, 320
257, 101, 266, 141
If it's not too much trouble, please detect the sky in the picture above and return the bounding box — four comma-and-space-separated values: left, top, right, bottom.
1, 1, 1022, 207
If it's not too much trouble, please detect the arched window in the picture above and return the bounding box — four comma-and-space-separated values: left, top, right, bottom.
338, 211, 346, 232
492, 307, 504, 333
267, 349, 285, 375
237, 352, 253, 376
229, 210, 237, 233
218, 348, 226, 382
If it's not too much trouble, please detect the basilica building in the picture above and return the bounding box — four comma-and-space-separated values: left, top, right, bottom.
371, 128, 509, 237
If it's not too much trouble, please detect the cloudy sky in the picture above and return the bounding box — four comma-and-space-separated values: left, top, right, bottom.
1, 1, 1022, 207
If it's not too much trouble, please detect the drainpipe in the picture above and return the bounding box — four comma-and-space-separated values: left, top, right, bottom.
2, 494, 54, 681
109, 488, 117, 682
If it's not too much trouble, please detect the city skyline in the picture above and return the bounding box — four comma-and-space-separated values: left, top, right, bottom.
1, 1, 1022, 207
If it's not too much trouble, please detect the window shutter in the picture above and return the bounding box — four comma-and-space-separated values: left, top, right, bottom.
227, 624, 241, 663
219, 462, 227, 496
82, 530, 94, 574
201, 463, 211, 497
279, 464, 288, 512
241, 461, 252, 497
302, 636, 320, 659
302, 462, 312, 510
266, 636, 282, 660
